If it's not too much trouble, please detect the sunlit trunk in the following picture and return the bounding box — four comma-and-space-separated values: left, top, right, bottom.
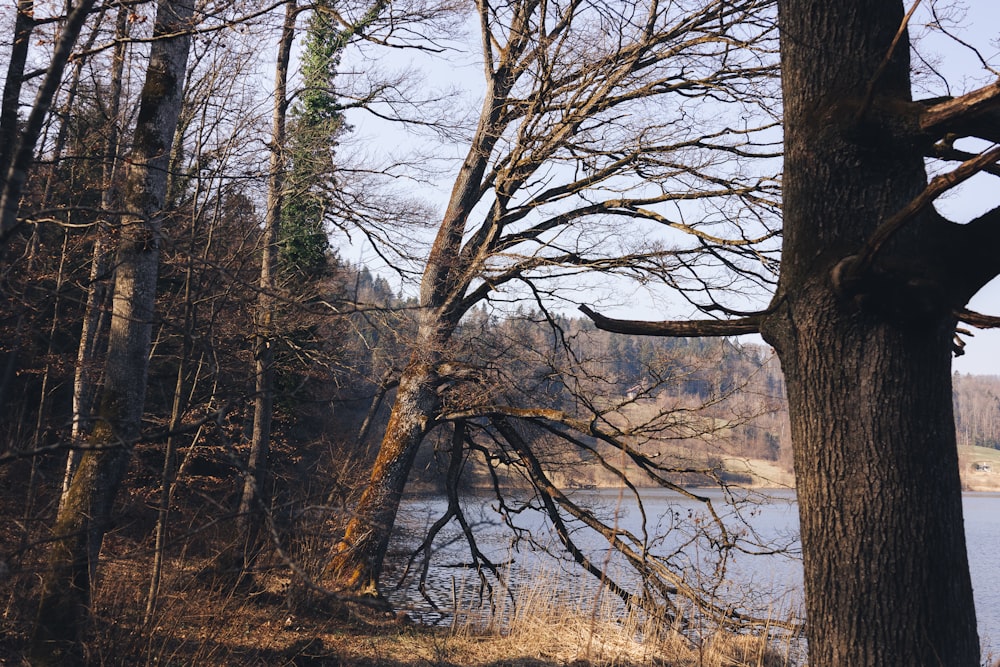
324, 353, 440, 595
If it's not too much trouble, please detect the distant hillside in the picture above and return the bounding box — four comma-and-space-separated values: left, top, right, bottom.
423, 314, 1000, 491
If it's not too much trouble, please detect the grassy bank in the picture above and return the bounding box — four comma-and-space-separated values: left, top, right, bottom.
959, 446, 1000, 492
1, 550, 798, 666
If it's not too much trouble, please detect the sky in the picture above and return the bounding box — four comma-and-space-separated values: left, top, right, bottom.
337, 1, 1000, 375
923, 1, 1000, 374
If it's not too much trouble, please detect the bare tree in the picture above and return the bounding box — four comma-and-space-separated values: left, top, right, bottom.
392, 309, 795, 635
30, 1, 196, 661
0, 0, 37, 179
0, 0, 101, 247
582, 1, 1000, 664
234, 0, 298, 561
326, 0, 780, 598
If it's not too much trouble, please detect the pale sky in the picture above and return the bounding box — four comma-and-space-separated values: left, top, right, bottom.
954, 279, 1000, 376
338, 1, 1000, 374
914, 1, 1000, 375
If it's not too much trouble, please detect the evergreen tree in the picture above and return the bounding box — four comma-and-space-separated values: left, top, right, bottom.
281, 0, 347, 282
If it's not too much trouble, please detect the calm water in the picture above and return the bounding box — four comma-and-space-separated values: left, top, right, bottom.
389, 489, 1000, 657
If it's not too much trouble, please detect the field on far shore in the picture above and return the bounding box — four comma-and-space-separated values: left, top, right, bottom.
730, 447, 1000, 493
959, 446, 1000, 492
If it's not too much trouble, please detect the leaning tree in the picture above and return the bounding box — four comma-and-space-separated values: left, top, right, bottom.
326, 0, 782, 598
583, 1, 1000, 664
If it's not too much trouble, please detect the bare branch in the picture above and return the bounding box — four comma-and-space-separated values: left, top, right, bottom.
921, 78, 1000, 143
844, 143, 1000, 280
956, 308, 1000, 330
578, 304, 763, 337
928, 141, 1000, 178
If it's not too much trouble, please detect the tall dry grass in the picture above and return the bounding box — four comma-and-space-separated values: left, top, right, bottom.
448, 562, 800, 667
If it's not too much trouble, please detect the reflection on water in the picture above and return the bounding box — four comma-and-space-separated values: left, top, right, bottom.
387, 489, 1000, 657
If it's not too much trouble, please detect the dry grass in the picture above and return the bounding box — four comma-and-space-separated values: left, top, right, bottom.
0, 449, 801, 666
1, 549, 800, 666
724, 459, 795, 489
445, 564, 799, 667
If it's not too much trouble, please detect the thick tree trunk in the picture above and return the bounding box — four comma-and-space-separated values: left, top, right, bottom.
766, 293, 976, 666
324, 355, 440, 596
30, 2, 193, 662
759, 1, 980, 664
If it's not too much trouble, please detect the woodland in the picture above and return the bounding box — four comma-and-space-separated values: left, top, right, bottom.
2, 1, 1000, 666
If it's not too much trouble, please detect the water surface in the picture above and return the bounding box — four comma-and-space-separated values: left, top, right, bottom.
389, 488, 1000, 657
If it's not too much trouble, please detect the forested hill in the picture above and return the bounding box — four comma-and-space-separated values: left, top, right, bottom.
4, 246, 999, 486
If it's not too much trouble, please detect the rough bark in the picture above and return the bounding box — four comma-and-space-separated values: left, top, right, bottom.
324, 355, 440, 596
30, 2, 194, 662
757, 1, 980, 664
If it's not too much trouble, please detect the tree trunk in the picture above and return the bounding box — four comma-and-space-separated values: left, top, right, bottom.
323, 44, 507, 596
0, 0, 35, 180
30, 1, 194, 662
322, 95, 500, 596
765, 294, 977, 666
144, 347, 186, 624
65, 3, 130, 505
324, 354, 440, 596
236, 0, 297, 553
0, 0, 99, 246
759, 1, 979, 664
323, 118, 491, 595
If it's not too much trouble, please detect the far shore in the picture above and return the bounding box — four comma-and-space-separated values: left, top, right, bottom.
408, 445, 1000, 495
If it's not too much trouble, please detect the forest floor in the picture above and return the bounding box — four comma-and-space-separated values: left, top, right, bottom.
10, 440, 998, 665
0, 547, 796, 667
0, 442, 804, 667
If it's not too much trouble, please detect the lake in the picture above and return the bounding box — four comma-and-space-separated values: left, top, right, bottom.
388, 488, 1000, 659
